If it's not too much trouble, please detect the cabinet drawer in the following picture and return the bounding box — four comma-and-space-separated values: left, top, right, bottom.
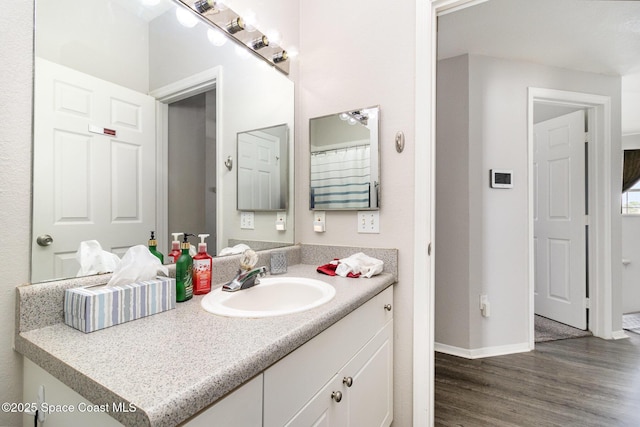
264, 286, 393, 427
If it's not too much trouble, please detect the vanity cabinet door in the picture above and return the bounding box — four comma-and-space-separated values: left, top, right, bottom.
284, 375, 347, 427
343, 320, 393, 427
264, 287, 392, 427
182, 374, 263, 426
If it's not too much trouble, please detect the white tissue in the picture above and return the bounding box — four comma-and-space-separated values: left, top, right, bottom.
218, 243, 251, 256
106, 245, 169, 287
75, 240, 120, 277
336, 252, 384, 278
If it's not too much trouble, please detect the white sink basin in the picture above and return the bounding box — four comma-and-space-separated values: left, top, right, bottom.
201, 277, 336, 318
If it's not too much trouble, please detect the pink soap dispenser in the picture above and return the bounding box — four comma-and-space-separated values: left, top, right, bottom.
193, 234, 213, 295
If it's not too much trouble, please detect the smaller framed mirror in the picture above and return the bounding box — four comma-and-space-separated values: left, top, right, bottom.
309, 106, 380, 210
237, 124, 289, 211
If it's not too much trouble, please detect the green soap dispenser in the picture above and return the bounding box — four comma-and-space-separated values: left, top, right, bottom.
148, 231, 164, 263
176, 233, 194, 302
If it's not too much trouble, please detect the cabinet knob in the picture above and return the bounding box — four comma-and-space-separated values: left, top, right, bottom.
384, 304, 392, 312
343, 376, 353, 387
331, 391, 342, 403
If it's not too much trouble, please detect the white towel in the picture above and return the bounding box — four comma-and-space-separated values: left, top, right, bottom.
335, 252, 384, 278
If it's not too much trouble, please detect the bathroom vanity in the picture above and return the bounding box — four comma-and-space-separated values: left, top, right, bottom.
16, 246, 396, 426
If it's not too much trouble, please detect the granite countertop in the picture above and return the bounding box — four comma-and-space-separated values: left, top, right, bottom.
15, 263, 396, 426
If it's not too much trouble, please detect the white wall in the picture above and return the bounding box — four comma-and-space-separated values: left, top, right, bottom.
436, 54, 622, 352
297, 0, 417, 424
0, 3, 32, 425
35, 0, 149, 93
435, 55, 471, 349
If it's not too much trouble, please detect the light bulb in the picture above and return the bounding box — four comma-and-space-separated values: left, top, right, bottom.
265, 29, 282, 46
348, 117, 357, 125
243, 10, 257, 32
176, 7, 198, 28
339, 113, 349, 121
207, 28, 227, 46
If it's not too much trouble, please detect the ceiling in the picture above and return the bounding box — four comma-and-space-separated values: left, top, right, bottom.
438, 0, 640, 77
438, 0, 640, 135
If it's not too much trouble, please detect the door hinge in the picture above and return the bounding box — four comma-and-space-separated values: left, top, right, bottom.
584, 297, 591, 309
584, 215, 589, 226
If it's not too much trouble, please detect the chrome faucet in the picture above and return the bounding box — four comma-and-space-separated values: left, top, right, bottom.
222, 266, 267, 292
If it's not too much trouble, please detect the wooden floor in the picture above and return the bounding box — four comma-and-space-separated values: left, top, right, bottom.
435, 332, 640, 426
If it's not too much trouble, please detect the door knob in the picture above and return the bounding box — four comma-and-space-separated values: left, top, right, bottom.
384, 304, 392, 311
331, 391, 342, 403
343, 376, 353, 387
36, 234, 54, 247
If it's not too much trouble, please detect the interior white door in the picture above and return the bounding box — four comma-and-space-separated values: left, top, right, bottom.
32, 58, 156, 282
237, 130, 281, 210
534, 109, 587, 330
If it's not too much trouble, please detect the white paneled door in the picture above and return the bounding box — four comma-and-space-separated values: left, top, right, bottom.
237, 130, 281, 210
32, 58, 156, 282
534, 110, 587, 330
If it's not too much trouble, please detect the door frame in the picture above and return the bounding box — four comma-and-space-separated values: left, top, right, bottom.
527, 87, 615, 347
413, 0, 489, 425
149, 67, 223, 254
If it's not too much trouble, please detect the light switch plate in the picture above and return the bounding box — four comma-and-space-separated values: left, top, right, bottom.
313, 211, 326, 232
357, 211, 380, 233
240, 211, 255, 229
276, 212, 286, 231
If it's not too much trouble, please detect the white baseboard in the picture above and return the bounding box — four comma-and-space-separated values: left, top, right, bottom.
435, 341, 531, 359
611, 330, 629, 340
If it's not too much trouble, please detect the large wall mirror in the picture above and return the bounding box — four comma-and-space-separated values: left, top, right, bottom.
309, 106, 380, 210
31, 0, 295, 283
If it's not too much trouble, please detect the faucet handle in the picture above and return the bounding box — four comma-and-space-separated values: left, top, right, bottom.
240, 249, 258, 270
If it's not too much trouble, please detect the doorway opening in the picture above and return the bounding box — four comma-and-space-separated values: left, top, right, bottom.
527, 88, 614, 347
149, 66, 222, 255
167, 91, 217, 255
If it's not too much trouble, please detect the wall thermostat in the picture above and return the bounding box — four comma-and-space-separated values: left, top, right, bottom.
490, 169, 513, 188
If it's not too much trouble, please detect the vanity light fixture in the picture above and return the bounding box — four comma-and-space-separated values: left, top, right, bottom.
193, 0, 215, 13
250, 35, 269, 50
226, 17, 245, 34
273, 51, 288, 64
176, 0, 292, 74
341, 110, 369, 126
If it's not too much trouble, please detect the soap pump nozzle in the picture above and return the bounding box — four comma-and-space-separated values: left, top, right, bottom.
197, 234, 210, 253
171, 232, 181, 243
181, 233, 194, 250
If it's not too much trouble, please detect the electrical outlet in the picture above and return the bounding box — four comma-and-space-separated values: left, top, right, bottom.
240, 211, 254, 229
357, 211, 380, 233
